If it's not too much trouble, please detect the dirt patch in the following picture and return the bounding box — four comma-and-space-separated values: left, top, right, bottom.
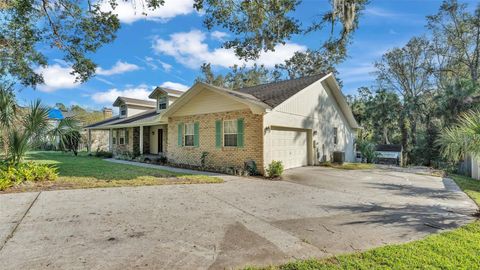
208, 222, 287, 270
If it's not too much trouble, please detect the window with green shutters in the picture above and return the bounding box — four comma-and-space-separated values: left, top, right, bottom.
184, 123, 195, 146
221, 118, 244, 148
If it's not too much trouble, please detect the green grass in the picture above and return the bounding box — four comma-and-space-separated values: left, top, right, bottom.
320, 162, 375, 170
245, 174, 480, 270
1, 151, 222, 193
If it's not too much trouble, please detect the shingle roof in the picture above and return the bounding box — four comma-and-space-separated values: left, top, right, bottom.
236, 73, 326, 108
84, 116, 121, 128
113, 110, 159, 125
376, 144, 402, 152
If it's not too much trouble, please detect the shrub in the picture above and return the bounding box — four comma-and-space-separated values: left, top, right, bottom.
95, 150, 113, 158
0, 162, 58, 190
200, 152, 209, 168
266, 160, 284, 178
244, 159, 258, 176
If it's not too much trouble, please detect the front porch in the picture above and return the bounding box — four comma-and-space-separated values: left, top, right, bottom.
86, 124, 168, 157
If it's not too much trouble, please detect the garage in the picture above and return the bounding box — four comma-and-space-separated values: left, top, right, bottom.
270, 128, 309, 169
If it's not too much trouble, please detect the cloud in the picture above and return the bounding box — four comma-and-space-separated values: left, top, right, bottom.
364, 7, 400, 18
99, 0, 195, 24
160, 81, 189, 90
91, 84, 152, 104
152, 30, 306, 69
337, 64, 376, 84
158, 60, 173, 72
96, 61, 140, 76
210, 31, 228, 41
95, 77, 115, 86
35, 64, 80, 92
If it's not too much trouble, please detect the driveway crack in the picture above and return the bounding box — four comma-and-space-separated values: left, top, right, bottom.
0, 191, 41, 252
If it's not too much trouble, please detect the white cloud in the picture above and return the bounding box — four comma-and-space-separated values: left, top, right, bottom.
91, 84, 152, 104
96, 61, 140, 76
158, 60, 172, 72
99, 0, 195, 24
152, 30, 306, 69
35, 64, 80, 92
337, 64, 376, 84
160, 81, 189, 90
210, 31, 228, 41
95, 77, 115, 86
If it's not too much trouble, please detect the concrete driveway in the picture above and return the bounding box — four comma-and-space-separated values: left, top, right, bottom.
0, 167, 477, 270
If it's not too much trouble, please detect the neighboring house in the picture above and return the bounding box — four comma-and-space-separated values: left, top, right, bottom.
85, 73, 359, 174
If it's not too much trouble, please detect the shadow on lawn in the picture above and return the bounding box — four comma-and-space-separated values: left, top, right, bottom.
27, 151, 180, 181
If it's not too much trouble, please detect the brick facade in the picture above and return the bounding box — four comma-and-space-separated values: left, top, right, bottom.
112, 127, 134, 155
167, 110, 264, 174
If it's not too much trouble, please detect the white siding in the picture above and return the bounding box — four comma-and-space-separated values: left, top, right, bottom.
127, 105, 152, 117
172, 89, 249, 117
263, 79, 356, 167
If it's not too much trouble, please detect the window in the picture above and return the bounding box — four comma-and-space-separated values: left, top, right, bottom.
223, 120, 238, 147
158, 97, 167, 110
119, 129, 125, 145
184, 123, 194, 146
120, 105, 127, 116
333, 127, 338, 145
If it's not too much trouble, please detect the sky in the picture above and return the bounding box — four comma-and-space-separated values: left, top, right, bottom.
15, 0, 479, 111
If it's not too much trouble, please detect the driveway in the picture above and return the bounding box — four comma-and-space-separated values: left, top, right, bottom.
0, 167, 477, 269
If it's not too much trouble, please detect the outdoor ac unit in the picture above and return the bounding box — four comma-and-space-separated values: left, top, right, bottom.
333, 151, 345, 164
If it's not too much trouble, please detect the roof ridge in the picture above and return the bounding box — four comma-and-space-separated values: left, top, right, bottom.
235, 73, 326, 91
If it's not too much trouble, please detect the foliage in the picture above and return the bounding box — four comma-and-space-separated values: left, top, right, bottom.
0, 83, 17, 155
49, 117, 81, 151
62, 129, 81, 156
244, 160, 259, 176
0, 162, 58, 191
200, 151, 209, 168
197, 63, 271, 89
356, 139, 377, 163
95, 150, 113, 158
9, 151, 222, 193
320, 162, 374, 170
266, 160, 284, 178
438, 110, 480, 162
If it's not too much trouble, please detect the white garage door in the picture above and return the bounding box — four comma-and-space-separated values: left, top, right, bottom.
271, 129, 308, 169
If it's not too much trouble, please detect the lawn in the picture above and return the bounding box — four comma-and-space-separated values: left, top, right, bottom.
1, 151, 222, 193
245, 174, 480, 270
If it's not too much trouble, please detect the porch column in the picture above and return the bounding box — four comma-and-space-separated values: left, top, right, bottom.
87, 129, 92, 154
139, 126, 144, 155
109, 128, 113, 151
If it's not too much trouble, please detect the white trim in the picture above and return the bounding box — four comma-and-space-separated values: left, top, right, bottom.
223, 119, 238, 147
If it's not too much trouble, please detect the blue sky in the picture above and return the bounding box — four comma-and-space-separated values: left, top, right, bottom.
16, 0, 478, 110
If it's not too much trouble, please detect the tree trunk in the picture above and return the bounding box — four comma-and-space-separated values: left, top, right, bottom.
400, 115, 409, 166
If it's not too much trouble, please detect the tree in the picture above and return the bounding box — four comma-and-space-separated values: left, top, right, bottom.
196, 63, 271, 89
63, 129, 81, 156
1, 0, 369, 89
49, 118, 80, 151
437, 110, 480, 162
55, 103, 67, 111
427, 0, 480, 84
0, 83, 17, 156
375, 37, 434, 165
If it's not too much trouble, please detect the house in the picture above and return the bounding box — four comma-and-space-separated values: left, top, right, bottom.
85, 73, 359, 174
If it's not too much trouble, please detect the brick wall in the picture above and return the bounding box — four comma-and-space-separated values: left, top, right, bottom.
167, 110, 264, 174
112, 127, 134, 155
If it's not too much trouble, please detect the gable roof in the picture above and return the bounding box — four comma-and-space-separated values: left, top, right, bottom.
112, 97, 156, 108
236, 73, 327, 108
148, 87, 185, 99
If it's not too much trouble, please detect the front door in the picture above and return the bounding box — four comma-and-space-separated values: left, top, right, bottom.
158, 129, 163, 153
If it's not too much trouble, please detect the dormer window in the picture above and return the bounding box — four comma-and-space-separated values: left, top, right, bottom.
120, 105, 127, 117
158, 97, 167, 110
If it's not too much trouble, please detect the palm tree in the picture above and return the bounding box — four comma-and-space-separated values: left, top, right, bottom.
23, 99, 50, 148
49, 118, 80, 151
437, 110, 480, 162
0, 85, 17, 157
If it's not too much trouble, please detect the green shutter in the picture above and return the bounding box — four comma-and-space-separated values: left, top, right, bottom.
215, 120, 222, 148
177, 123, 183, 146
116, 130, 119, 145
194, 122, 199, 147
237, 118, 244, 148
125, 129, 129, 144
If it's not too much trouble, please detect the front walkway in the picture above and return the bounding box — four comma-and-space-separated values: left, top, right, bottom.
105, 158, 221, 176
0, 167, 477, 269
